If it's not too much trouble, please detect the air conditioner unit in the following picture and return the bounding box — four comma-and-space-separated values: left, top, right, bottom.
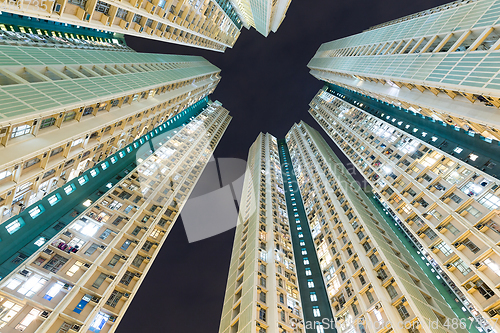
109, 316, 116, 322
53, 3, 61, 12
464, 282, 475, 290
121, 255, 127, 260
375, 304, 382, 310
39, 311, 50, 318
123, 293, 130, 298
146, 256, 151, 260
108, 275, 115, 280
63, 283, 72, 290
475, 262, 483, 268
43, 249, 54, 256
401, 297, 406, 303
83, 263, 91, 268
0, 127, 8, 138
19, 269, 32, 277
72, 324, 81, 332
475, 224, 484, 230
91, 296, 100, 303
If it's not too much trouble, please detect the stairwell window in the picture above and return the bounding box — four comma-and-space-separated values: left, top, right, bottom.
11, 125, 31, 138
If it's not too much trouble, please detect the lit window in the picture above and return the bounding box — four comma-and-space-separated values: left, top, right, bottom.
431, 136, 438, 142
301, 248, 307, 255
64, 184, 76, 195
90, 312, 110, 332
305, 268, 312, 276
83, 199, 92, 207
44, 281, 64, 301
484, 258, 500, 276
6, 278, 23, 290
6, 218, 24, 234
28, 205, 45, 219
119, 151, 125, 158
307, 279, 314, 288
48, 193, 61, 206
11, 125, 32, 138
313, 306, 321, 317
90, 168, 99, 177
71, 138, 83, 147
66, 261, 84, 276
78, 175, 88, 185
34, 237, 45, 247
310, 292, 317, 302
15, 308, 41, 331
18, 276, 48, 297
304, 258, 309, 265
0, 169, 12, 180
454, 147, 463, 153
111, 156, 117, 164
101, 162, 109, 170
469, 154, 478, 161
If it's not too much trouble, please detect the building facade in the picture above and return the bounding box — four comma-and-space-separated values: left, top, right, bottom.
219, 122, 471, 333
309, 85, 500, 332
308, 0, 500, 140
0, 28, 221, 223
0, 0, 242, 52
286, 122, 477, 333
0, 100, 231, 333
218, 133, 307, 333
229, 0, 291, 36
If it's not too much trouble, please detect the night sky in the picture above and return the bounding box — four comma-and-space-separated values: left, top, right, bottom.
118, 0, 449, 332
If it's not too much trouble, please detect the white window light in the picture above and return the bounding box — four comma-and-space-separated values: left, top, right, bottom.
15, 308, 41, 331
6, 218, 24, 234
6, 278, 23, 290
44, 281, 64, 300
78, 176, 88, 185
454, 147, 463, 153
469, 154, 478, 161
0, 170, 12, 180
405, 125, 410, 129
71, 138, 83, 147
431, 136, 438, 142
28, 205, 44, 219
34, 237, 45, 247
83, 199, 92, 207
48, 194, 61, 206
64, 184, 75, 195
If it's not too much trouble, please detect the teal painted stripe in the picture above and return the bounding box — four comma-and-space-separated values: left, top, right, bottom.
278, 139, 336, 333
0, 97, 210, 279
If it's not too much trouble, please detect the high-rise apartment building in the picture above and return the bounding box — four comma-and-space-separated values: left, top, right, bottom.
309, 84, 500, 332
218, 132, 309, 333
219, 123, 470, 333
229, 0, 291, 36
0, 99, 231, 333
0, 0, 242, 52
285, 122, 470, 333
0, 21, 221, 224
308, 0, 500, 140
